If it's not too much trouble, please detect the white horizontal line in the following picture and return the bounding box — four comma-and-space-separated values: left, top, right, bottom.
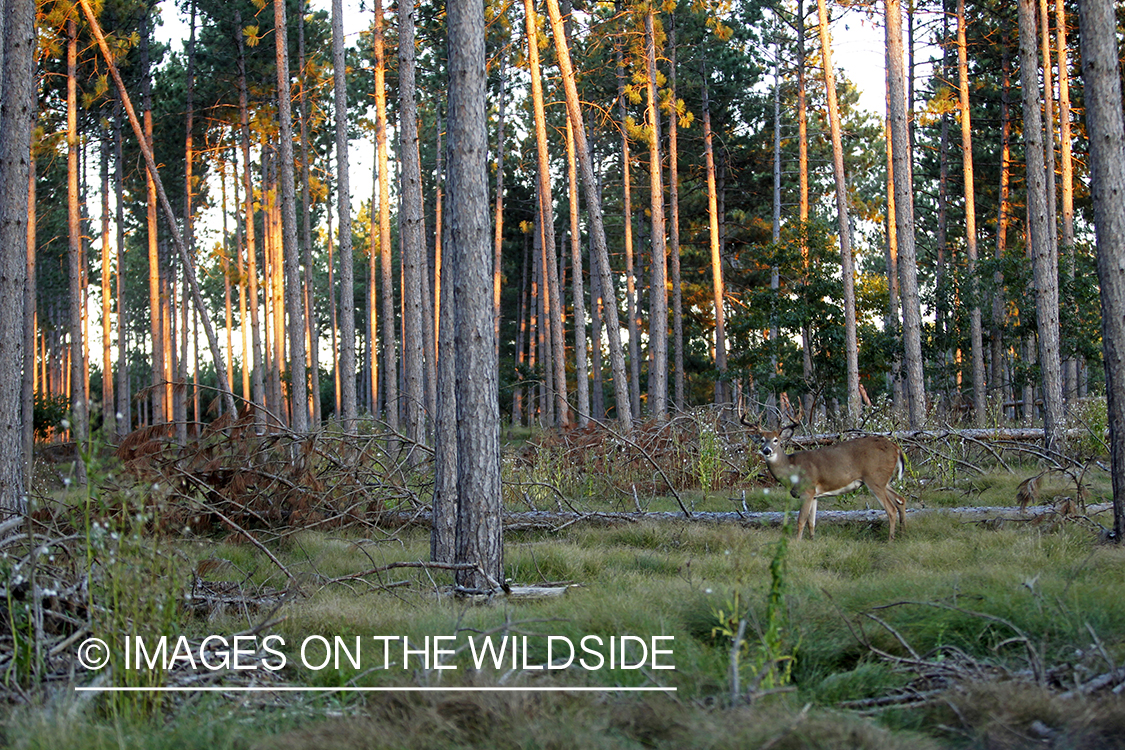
74, 686, 676, 693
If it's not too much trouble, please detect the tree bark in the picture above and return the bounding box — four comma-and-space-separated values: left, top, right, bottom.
1077, 0, 1125, 537
545, 0, 632, 431
816, 0, 859, 424
644, 9, 668, 421
0, 0, 32, 515
273, 0, 308, 432
297, 0, 319, 426
957, 0, 985, 422
330, 0, 357, 430
400, 0, 427, 447
372, 0, 397, 431
439, 0, 503, 590
1017, 0, 1065, 454
992, 28, 1012, 412
886, 0, 927, 428
667, 14, 683, 413
616, 16, 641, 421
237, 12, 267, 418
67, 20, 88, 481
525, 0, 568, 426
701, 69, 727, 407
1056, 0, 1077, 399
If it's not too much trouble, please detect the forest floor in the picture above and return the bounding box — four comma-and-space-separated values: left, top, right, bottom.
2, 414, 1124, 749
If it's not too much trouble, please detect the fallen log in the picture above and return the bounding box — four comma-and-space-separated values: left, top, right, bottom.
378, 503, 1112, 532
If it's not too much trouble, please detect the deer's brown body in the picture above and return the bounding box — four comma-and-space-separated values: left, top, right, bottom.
751, 427, 907, 540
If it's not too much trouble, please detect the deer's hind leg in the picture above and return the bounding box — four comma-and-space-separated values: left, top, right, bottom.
866, 483, 902, 540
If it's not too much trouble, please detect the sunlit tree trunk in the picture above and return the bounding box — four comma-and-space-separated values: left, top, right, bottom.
816, 0, 859, 424
400, 0, 427, 447
237, 12, 267, 418
221, 160, 234, 409
22, 152, 35, 476
666, 15, 683, 413
297, 0, 319, 425
797, 0, 813, 409
957, 0, 985, 422
330, 0, 356, 430
273, 0, 308, 432
887, 0, 927, 428
493, 51, 505, 370
1056, 0, 1077, 399
702, 69, 727, 407
565, 114, 589, 425
180, 0, 197, 438
371, 0, 397, 430
525, 0, 568, 426
1078, 0, 1125, 540
67, 19, 88, 481
545, 0, 631, 429
101, 132, 113, 432
992, 29, 1012, 413
644, 8, 667, 421
885, 115, 903, 414
114, 102, 129, 434
615, 12, 641, 421
141, 13, 166, 425
1017, 0, 1064, 452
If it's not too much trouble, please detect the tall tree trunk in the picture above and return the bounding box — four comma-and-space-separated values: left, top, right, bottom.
67, 19, 88, 481
297, 0, 319, 425
326, 177, 339, 416
797, 0, 813, 409
525, 0, 568, 426
221, 160, 234, 408
816, 0, 859, 423
493, 52, 505, 371
141, 13, 165, 425
1077, 0, 1125, 540
1056, 0, 1077, 399
22, 152, 35, 478
885, 115, 903, 414
644, 8, 668, 421
1017, 0, 1065, 453
886, 0, 927, 428
400, 0, 427, 448
100, 130, 113, 432
373, 0, 397, 431
616, 15, 641, 421
180, 0, 197, 439
565, 115, 589, 425
330, 0, 357, 430
114, 101, 129, 435
935, 0, 950, 364
545, 0, 631, 430
273, 0, 309, 432
0, 0, 33, 515
992, 28, 1012, 412
957, 0, 985, 422
702, 68, 727, 407
667, 14, 683, 413
233, 145, 251, 403
237, 12, 267, 417
434, 0, 503, 589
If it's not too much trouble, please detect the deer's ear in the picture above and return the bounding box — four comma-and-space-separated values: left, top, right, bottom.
779, 425, 795, 442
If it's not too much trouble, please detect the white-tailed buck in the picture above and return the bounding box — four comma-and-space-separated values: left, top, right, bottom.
745, 421, 908, 540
